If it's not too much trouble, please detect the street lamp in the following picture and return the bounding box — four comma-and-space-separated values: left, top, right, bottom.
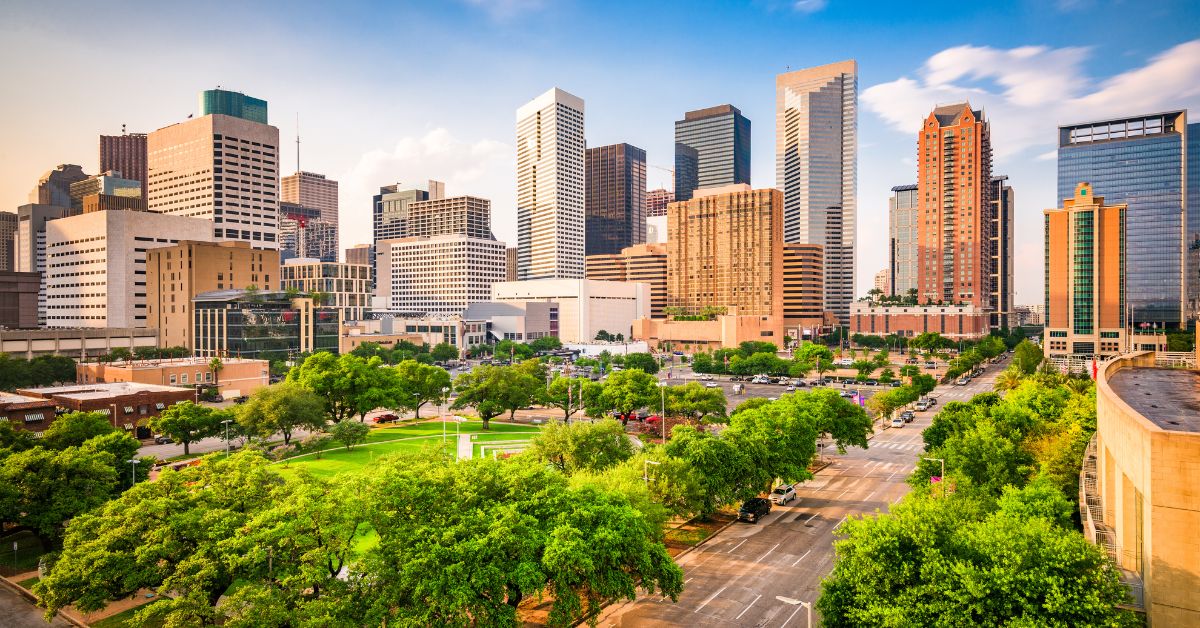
658, 382, 667, 441
441, 386, 451, 445
221, 419, 233, 457
126, 458, 140, 486
775, 596, 812, 628
923, 457, 946, 497
643, 459, 661, 483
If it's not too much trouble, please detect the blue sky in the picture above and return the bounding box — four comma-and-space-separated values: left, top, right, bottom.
2, 0, 1199, 305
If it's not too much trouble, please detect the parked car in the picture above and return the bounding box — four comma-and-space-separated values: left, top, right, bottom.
899, 410, 916, 422
705, 381, 719, 388
955, 377, 970, 386
839, 390, 856, 398
888, 380, 902, 388
738, 497, 772, 523
769, 484, 797, 505
153, 435, 174, 444
645, 414, 662, 424
836, 358, 853, 367
813, 378, 828, 386
915, 400, 933, 411
374, 413, 400, 424
785, 385, 796, 392
794, 379, 808, 387
890, 417, 905, 428
905, 358, 919, 364
865, 379, 878, 386
924, 362, 937, 369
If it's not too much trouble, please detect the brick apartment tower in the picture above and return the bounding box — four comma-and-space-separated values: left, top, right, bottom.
99, 133, 148, 203
916, 103, 993, 308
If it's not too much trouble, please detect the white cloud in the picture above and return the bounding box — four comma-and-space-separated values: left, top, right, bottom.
337, 128, 515, 250
792, 0, 828, 13
862, 39, 1200, 158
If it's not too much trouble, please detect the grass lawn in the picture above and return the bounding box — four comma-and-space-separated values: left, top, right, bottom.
16, 576, 38, 589
89, 604, 164, 628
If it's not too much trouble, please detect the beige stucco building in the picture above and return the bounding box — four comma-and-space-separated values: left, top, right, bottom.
1087, 346, 1200, 625
77, 356, 269, 397
147, 240, 280, 349
586, 243, 668, 318
633, 312, 790, 352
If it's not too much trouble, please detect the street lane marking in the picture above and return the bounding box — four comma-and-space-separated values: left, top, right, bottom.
803, 512, 819, 523
735, 594, 762, 620
780, 603, 804, 627
791, 549, 811, 566
694, 585, 727, 613
755, 543, 780, 563
727, 539, 747, 553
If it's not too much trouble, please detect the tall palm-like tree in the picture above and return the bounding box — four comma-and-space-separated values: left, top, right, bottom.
993, 367, 1023, 392
209, 357, 224, 389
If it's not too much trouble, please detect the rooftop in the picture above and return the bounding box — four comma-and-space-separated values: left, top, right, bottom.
21, 381, 191, 400
1108, 367, 1200, 433
0, 392, 54, 406
91, 357, 266, 370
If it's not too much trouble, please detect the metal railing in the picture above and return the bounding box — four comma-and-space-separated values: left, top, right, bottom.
1079, 434, 1145, 611
1153, 351, 1195, 368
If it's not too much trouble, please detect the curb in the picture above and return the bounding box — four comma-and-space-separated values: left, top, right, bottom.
0, 575, 87, 627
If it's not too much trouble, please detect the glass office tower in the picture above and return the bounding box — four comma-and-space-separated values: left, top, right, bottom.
673, 105, 751, 201
199, 89, 268, 124
1058, 111, 1195, 328
585, 143, 647, 255
888, 184, 918, 297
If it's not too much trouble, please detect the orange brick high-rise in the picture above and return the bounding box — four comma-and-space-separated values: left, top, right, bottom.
916, 103, 993, 308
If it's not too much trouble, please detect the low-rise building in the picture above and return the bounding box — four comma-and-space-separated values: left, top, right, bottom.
463, 301, 558, 342
192, 289, 340, 361
634, 311, 789, 352
377, 234, 507, 315
0, 271, 41, 329
17, 381, 196, 434
849, 302, 990, 340
76, 356, 269, 398
280, 258, 371, 322
0, 392, 58, 433
1087, 347, 1200, 624
0, 327, 158, 360
339, 320, 427, 355
492, 278, 650, 344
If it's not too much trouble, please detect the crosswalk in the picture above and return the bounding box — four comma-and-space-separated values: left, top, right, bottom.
868, 440, 924, 451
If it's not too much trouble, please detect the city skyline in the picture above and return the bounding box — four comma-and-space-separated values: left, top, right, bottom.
2, 1, 1199, 303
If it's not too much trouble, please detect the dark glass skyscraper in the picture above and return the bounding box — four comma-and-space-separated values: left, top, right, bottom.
585, 143, 646, 255
1058, 111, 1197, 328
673, 105, 750, 201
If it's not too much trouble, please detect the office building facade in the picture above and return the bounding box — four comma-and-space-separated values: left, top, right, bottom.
674, 105, 750, 201
372, 184, 431, 244
15, 203, 71, 325
279, 202, 337, 262
0, 212, 16, 271
29, 164, 88, 208
888, 183, 918, 297
782, 243, 825, 324
775, 60, 858, 324
44, 210, 213, 328
378, 235, 507, 315
916, 103, 993, 308
100, 133, 148, 203
506, 247, 518, 281
1058, 110, 1199, 328
147, 94, 279, 248
990, 176, 1016, 329
193, 289, 339, 360
585, 143, 646, 255
645, 188, 674, 218
586, 243, 668, 318
280, 258, 371, 322
516, 87, 586, 280
0, 271, 40, 329
282, 171, 338, 224
147, 240, 279, 349
69, 171, 141, 210
407, 195, 494, 239
873, 268, 890, 295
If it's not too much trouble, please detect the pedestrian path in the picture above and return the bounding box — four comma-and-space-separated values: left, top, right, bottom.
457, 433, 473, 460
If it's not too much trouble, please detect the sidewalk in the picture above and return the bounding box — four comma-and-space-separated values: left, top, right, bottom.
457, 432, 473, 460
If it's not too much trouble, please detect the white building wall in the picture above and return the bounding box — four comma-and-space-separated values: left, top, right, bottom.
382, 235, 507, 315
491, 279, 649, 343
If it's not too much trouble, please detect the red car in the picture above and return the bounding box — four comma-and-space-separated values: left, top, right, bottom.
645, 415, 662, 424
374, 413, 400, 424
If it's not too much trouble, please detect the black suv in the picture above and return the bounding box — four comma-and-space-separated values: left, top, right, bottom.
738, 497, 772, 523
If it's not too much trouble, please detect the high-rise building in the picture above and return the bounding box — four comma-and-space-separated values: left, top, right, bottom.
775, 60, 858, 325
148, 91, 279, 249
279, 202, 336, 262
15, 203, 70, 325
916, 103, 993, 309
44, 210, 213, 328
373, 184, 431, 244
69, 171, 141, 211
199, 89, 268, 123
888, 183, 918, 297
282, 171, 338, 224
0, 271, 40, 329
586, 243, 668, 318
782, 243, 825, 324
873, 268, 890, 295
667, 185, 783, 319
29, 165, 88, 208
345, 244, 372, 266
990, 176, 1015, 329
506, 247, 518, 282
99, 133, 148, 203
147, 241, 280, 349
1043, 183, 1132, 359
81, 193, 146, 213
516, 87, 585, 280
645, 188, 674, 217
585, 143, 646, 255
0, 212, 17, 272
673, 105, 751, 201
1058, 110, 1199, 327
377, 195, 506, 315
281, 259, 371, 322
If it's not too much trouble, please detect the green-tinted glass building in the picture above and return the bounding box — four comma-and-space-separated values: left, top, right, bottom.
199, 89, 268, 124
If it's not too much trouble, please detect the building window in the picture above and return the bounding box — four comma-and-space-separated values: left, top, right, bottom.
169, 374, 177, 384
181, 373, 189, 384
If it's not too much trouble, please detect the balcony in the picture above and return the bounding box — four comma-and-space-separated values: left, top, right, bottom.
1079, 434, 1145, 611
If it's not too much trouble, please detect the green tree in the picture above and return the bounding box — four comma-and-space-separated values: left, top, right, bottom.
394, 360, 452, 420
528, 419, 634, 474
595, 368, 659, 419
529, 336, 563, 353
79, 431, 152, 489
1013, 339, 1044, 375
209, 356, 224, 388
39, 411, 115, 449
0, 446, 120, 549
148, 401, 221, 456
851, 359, 876, 379
663, 426, 753, 518
287, 352, 379, 423
622, 352, 660, 375
328, 420, 370, 450
542, 375, 594, 423
451, 365, 511, 430
235, 382, 327, 445
994, 365, 1024, 391
663, 381, 727, 424
795, 343, 834, 364
494, 339, 535, 362
429, 342, 459, 363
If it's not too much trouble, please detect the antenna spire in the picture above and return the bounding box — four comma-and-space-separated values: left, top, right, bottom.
295, 112, 300, 173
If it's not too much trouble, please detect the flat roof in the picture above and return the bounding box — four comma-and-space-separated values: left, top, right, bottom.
1108, 367, 1200, 433
93, 357, 265, 370
22, 381, 192, 401
0, 392, 53, 405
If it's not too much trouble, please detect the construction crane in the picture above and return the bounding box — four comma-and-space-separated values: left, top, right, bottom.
649, 164, 675, 192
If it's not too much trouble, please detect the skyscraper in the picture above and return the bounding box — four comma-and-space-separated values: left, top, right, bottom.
199, 89, 268, 123
673, 105, 750, 201
100, 133, 148, 203
15, 203, 70, 325
916, 103, 993, 308
645, 188, 674, 218
148, 90, 279, 248
888, 184, 918, 298
68, 171, 141, 211
990, 176, 1015, 329
372, 183, 438, 244
1058, 110, 1199, 327
29, 164, 88, 208
775, 60, 857, 325
585, 143, 646, 255
282, 171, 338, 225
0, 212, 16, 271
516, 87, 585, 280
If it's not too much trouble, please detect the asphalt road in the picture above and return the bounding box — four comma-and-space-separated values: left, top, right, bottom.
598, 357, 1008, 627
0, 584, 69, 628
